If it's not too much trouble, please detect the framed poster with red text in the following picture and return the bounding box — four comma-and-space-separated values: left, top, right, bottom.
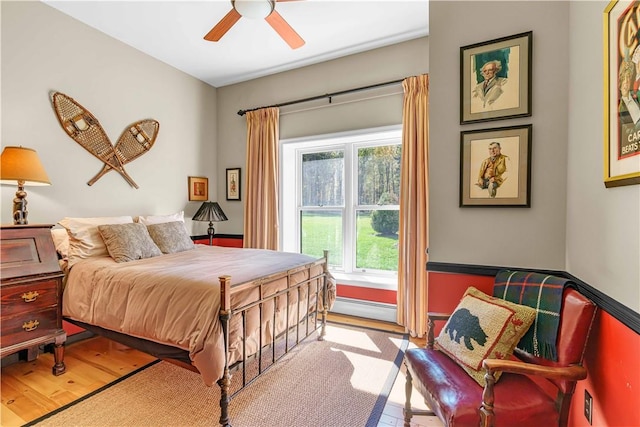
604, 1, 640, 187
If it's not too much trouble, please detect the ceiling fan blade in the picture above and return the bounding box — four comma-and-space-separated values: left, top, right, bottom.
204, 8, 241, 42
265, 10, 305, 49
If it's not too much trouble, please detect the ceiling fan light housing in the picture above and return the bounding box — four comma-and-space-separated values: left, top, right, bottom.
232, 0, 275, 19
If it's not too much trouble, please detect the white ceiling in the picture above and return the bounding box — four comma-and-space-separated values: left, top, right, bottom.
43, 0, 429, 88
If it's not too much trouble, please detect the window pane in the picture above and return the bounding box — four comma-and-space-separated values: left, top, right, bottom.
300, 210, 343, 268
302, 151, 344, 207
355, 210, 398, 271
357, 145, 401, 205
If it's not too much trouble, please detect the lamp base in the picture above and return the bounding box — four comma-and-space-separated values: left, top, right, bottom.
12, 184, 28, 225
208, 222, 215, 246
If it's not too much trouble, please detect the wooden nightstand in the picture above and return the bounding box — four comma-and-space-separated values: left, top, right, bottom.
0, 224, 66, 375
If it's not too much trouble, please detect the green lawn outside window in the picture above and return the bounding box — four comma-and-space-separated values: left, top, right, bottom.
301, 212, 398, 271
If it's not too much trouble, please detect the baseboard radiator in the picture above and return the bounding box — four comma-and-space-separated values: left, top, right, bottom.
331, 297, 397, 323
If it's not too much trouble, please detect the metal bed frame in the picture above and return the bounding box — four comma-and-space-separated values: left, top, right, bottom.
64, 251, 330, 427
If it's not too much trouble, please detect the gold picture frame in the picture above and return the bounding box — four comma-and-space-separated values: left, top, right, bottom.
188, 176, 208, 201
460, 125, 532, 207
603, 0, 640, 187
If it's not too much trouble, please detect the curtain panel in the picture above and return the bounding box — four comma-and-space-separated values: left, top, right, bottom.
397, 74, 429, 337
243, 107, 280, 250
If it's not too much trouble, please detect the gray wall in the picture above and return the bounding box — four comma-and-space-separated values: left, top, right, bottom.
1, 1, 218, 236
429, 1, 569, 271
215, 37, 429, 233
566, 1, 640, 311
429, 1, 639, 312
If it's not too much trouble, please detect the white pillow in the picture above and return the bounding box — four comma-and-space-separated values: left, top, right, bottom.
136, 211, 184, 225
58, 216, 134, 267
51, 228, 70, 259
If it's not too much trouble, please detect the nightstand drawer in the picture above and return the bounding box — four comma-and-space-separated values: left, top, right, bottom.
1, 308, 59, 348
1, 279, 58, 316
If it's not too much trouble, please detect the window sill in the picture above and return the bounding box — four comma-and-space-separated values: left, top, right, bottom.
330, 271, 397, 291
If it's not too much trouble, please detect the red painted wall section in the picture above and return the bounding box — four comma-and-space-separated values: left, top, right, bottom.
193, 237, 243, 247
213, 237, 243, 247
336, 284, 396, 304
569, 310, 640, 427
427, 270, 640, 427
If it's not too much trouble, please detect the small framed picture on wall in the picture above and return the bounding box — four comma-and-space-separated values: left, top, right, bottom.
460, 124, 532, 207
226, 168, 241, 201
188, 176, 208, 201
460, 31, 532, 124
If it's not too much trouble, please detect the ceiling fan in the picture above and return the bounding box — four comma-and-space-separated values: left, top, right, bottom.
204, 0, 305, 49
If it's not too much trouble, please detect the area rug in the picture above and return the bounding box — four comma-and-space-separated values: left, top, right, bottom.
27, 323, 409, 427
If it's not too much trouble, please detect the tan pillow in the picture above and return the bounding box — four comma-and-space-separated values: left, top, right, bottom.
136, 211, 184, 225
435, 286, 536, 386
51, 228, 70, 259
58, 216, 134, 267
146, 221, 195, 254
98, 223, 162, 263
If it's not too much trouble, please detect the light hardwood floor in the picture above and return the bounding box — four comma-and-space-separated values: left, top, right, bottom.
1, 314, 441, 427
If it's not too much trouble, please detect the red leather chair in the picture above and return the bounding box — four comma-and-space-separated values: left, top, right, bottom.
403, 287, 597, 427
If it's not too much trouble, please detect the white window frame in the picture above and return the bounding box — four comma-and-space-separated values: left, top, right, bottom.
280, 125, 402, 291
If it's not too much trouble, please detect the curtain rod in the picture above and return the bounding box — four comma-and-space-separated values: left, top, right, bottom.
237, 78, 405, 116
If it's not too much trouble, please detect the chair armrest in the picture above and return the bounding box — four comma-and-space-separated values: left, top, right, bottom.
426, 312, 451, 348
479, 359, 587, 427
482, 359, 587, 382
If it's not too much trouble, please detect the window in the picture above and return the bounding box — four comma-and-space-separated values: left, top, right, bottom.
281, 126, 401, 287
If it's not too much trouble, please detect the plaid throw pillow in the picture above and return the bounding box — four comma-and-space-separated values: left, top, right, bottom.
435, 287, 536, 386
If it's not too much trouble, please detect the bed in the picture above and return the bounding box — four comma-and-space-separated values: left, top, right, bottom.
54, 215, 335, 426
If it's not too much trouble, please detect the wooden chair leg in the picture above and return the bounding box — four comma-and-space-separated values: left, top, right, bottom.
403, 367, 413, 427
480, 370, 496, 427
403, 363, 436, 426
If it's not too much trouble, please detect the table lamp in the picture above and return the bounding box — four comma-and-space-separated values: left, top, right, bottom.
0, 146, 51, 225
192, 201, 228, 245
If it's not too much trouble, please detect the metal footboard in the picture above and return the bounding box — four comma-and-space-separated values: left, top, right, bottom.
216, 250, 329, 426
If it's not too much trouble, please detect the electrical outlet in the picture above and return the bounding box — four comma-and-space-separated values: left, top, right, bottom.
584, 389, 593, 425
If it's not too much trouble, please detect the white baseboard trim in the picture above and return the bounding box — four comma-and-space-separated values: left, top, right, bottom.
330, 297, 397, 323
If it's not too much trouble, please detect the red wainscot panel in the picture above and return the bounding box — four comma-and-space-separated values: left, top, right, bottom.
192, 234, 244, 248
335, 284, 396, 304
569, 309, 640, 427
213, 236, 243, 248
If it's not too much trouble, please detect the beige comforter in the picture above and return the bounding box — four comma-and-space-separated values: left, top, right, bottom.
63, 245, 334, 386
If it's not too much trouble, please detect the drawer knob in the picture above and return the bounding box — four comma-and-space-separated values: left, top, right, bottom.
22, 320, 40, 332
21, 291, 40, 303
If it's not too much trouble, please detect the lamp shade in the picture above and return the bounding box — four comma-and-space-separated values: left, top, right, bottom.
0, 146, 51, 186
193, 201, 228, 223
